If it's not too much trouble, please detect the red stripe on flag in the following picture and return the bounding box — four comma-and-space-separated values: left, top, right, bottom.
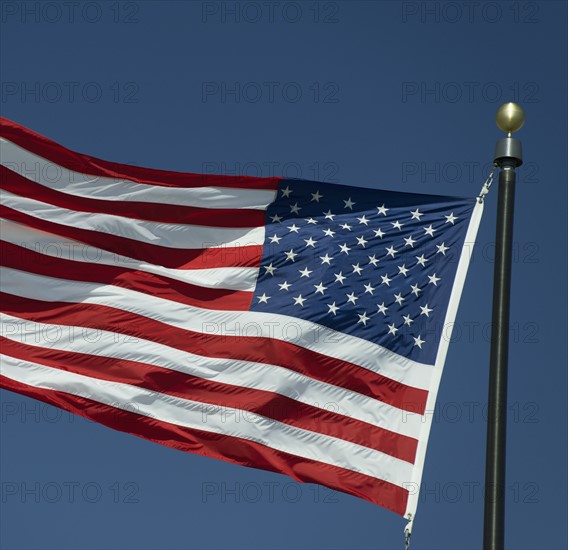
1, 293, 429, 414
0, 206, 263, 269
1, 242, 253, 311
0, 117, 281, 191
0, 376, 409, 516
0, 167, 267, 228
1, 338, 418, 463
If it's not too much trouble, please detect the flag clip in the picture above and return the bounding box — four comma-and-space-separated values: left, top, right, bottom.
404, 514, 413, 550
477, 163, 498, 203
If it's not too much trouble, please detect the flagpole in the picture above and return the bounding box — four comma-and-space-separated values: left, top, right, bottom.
483, 103, 524, 550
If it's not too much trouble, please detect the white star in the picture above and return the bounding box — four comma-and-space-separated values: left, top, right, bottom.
413, 335, 425, 348
404, 235, 416, 248
352, 263, 363, 275
320, 253, 333, 265
306, 217, 318, 225
346, 292, 358, 304
356, 235, 368, 248
314, 282, 327, 295
391, 220, 404, 230
381, 274, 392, 286
288, 224, 300, 233
387, 323, 398, 335
368, 254, 379, 266
394, 292, 405, 305
322, 228, 336, 237
270, 214, 282, 223
269, 234, 282, 244
311, 190, 323, 202
420, 304, 433, 317
334, 272, 346, 284
264, 263, 277, 276
281, 186, 292, 197
289, 202, 301, 214
364, 283, 375, 294
327, 302, 340, 315
340, 223, 352, 231
299, 267, 313, 278
257, 293, 270, 303
373, 228, 385, 239
410, 208, 423, 220
377, 204, 389, 216
278, 281, 292, 291
357, 215, 370, 225
293, 294, 306, 306
284, 249, 298, 262
343, 197, 356, 210
416, 254, 428, 267
386, 245, 398, 258
323, 210, 335, 221
436, 242, 449, 255
445, 213, 458, 224
403, 314, 413, 326
377, 302, 388, 315
357, 312, 370, 326
411, 284, 422, 297
398, 264, 409, 277
428, 273, 441, 286
339, 243, 351, 255
424, 224, 436, 237
304, 237, 317, 247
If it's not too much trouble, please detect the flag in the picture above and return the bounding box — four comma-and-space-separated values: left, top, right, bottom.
0, 118, 483, 518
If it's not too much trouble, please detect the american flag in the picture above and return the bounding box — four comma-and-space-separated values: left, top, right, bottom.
0, 118, 483, 519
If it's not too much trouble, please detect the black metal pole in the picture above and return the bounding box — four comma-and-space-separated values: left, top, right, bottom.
483, 129, 523, 550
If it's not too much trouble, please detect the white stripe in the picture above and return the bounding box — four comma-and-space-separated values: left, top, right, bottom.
1, 355, 415, 488
1, 190, 265, 249
0, 218, 257, 292
1, 267, 433, 391
0, 312, 422, 440
0, 137, 277, 210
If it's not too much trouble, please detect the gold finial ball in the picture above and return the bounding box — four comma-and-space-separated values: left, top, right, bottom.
496, 102, 525, 136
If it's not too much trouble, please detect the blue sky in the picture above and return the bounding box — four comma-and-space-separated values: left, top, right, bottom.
1, 1, 566, 549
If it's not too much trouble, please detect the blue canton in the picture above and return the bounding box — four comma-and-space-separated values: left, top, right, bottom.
251, 179, 476, 365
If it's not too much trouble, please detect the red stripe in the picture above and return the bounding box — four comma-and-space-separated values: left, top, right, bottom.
0, 166, 266, 228
0, 206, 263, 269
1, 293, 428, 414
1, 338, 417, 463
1, 241, 253, 311
0, 117, 281, 191
0, 376, 409, 515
